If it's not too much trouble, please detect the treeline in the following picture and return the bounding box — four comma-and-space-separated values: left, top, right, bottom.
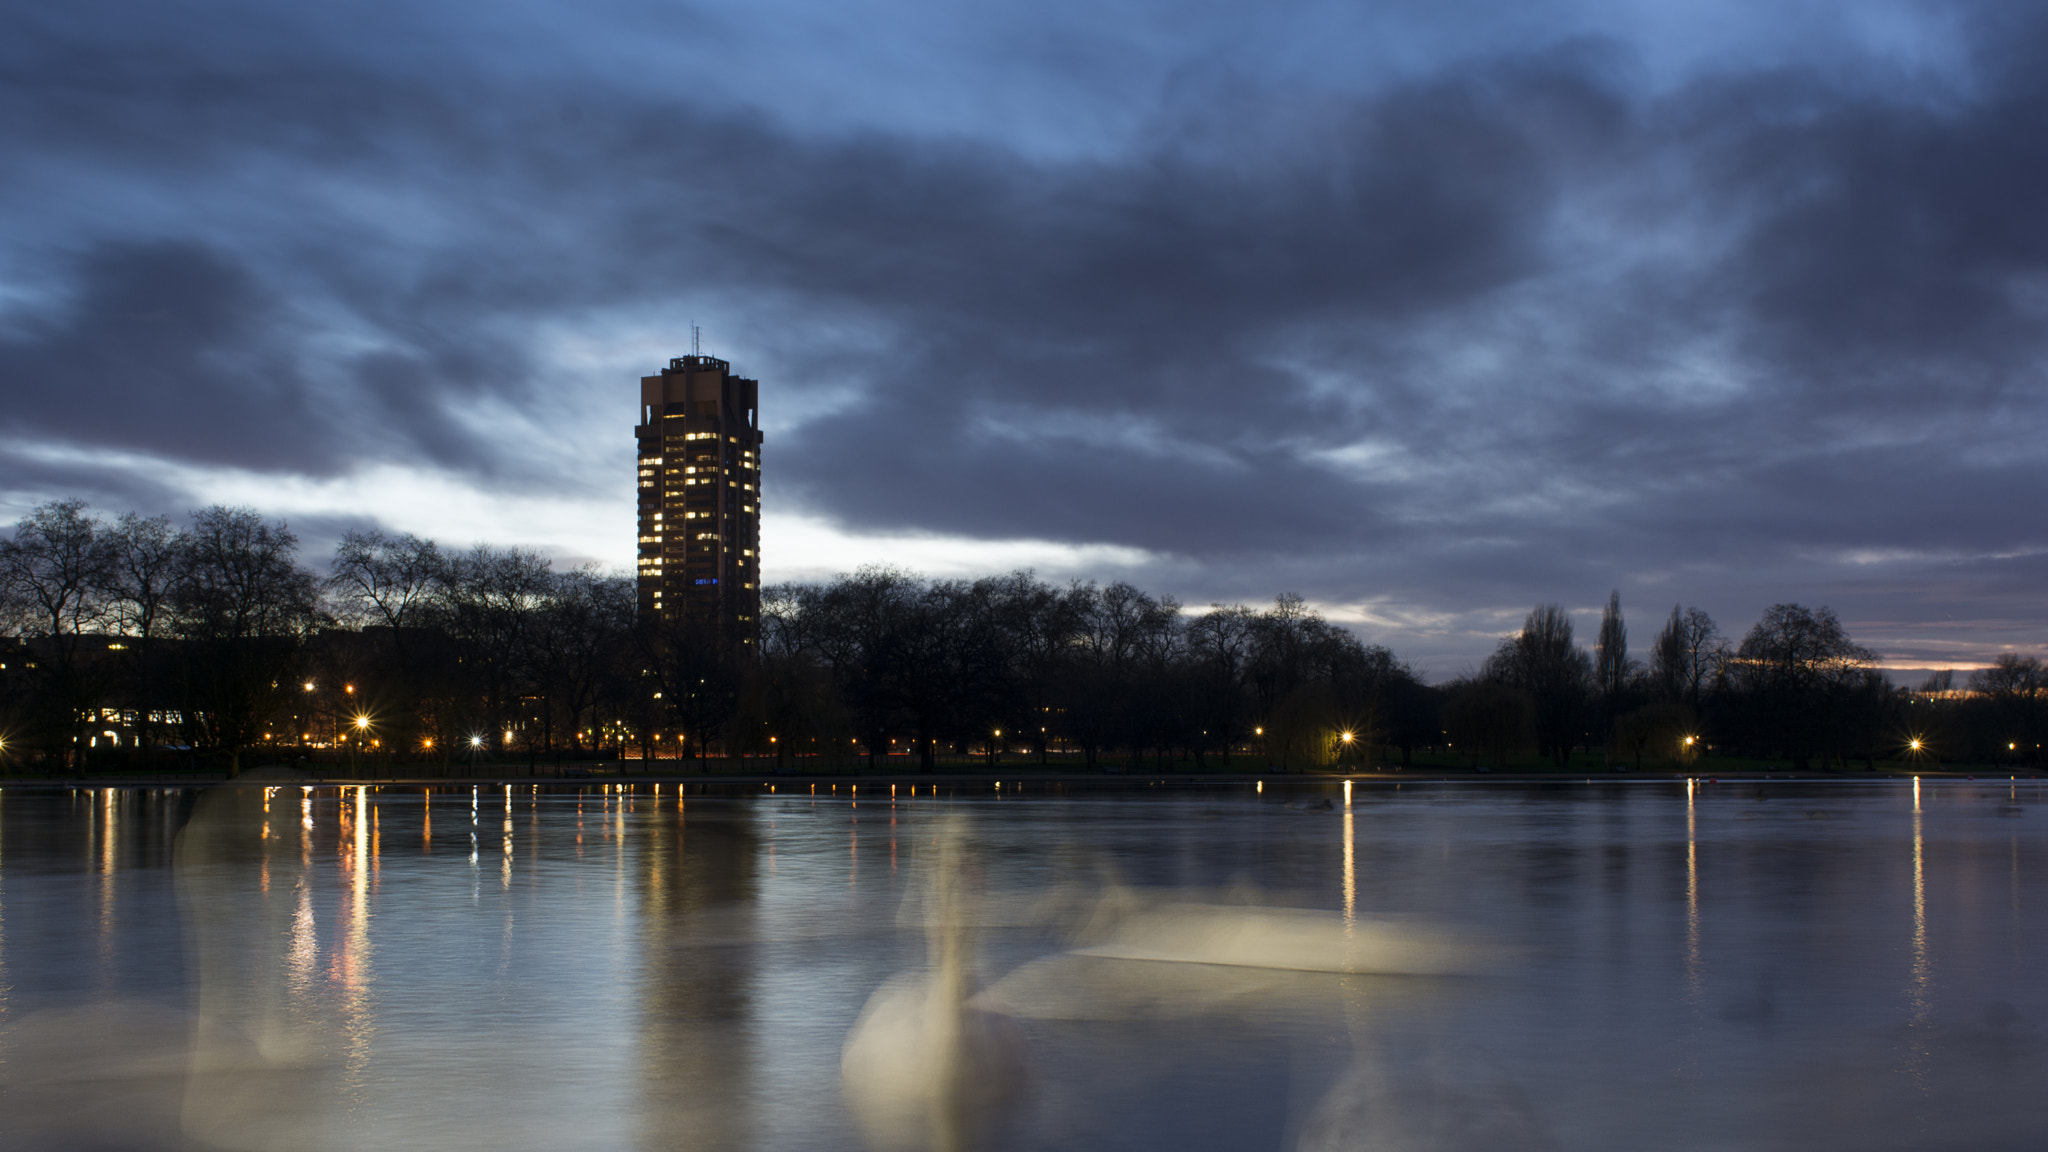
4, 498, 2042, 775
0, 499, 1434, 774
749, 571, 1432, 771
0, 500, 639, 773
1452, 595, 2046, 770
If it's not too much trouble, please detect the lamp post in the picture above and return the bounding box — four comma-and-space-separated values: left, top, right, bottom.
351, 714, 372, 778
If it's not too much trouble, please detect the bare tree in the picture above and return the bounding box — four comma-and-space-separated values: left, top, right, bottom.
0, 500, 113, 768
102, 512, 184, 768
326, 530, 450, 758
1729, 604, 1881, 771
1484, 604, 1592, 768
438, 545, 553, 755
1185, 605, 1257, 766
1651, 605, 1723, 709
173, 507, 322, 776
1968, 654, 2044, 761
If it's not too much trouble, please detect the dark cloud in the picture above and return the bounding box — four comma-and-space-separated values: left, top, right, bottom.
0, 241, 306, 467
3, 0, 2048, 671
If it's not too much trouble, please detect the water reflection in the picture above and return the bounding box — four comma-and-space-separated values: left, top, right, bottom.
0, 780, 2042, 1151
635, 791, 757, 1152
0, 789, 9, 1021
1685, 777, 1701, 1001
340, 786, 375, 1103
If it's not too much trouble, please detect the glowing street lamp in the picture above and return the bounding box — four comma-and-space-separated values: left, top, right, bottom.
346, 714, 372, 778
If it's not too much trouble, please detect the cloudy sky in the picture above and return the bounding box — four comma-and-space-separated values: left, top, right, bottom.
4, 0, 2045, 676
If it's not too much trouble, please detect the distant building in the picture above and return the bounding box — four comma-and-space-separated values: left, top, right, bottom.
636, 355, 763, 646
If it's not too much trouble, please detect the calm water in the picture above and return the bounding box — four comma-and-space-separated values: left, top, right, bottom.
1, 777, 2044, 1151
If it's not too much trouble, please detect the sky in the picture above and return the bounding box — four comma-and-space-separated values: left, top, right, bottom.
3, 0, 2046, 678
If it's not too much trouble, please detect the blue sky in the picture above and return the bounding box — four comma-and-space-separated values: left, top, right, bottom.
3, 0, 2044, 676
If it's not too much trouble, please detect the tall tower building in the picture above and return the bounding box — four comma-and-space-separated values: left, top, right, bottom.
636, 355, 763, 646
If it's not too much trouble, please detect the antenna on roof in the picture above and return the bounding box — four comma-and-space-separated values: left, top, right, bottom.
692, 324, 701, 357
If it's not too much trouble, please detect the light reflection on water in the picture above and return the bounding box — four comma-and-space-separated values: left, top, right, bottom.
0, 778, 2041, 1150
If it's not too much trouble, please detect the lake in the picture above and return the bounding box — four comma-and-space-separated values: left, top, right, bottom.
0, 776, 2043, 1151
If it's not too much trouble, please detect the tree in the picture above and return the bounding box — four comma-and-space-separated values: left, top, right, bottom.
1651, 605, 1722, 709
546, 570, 637, 759
172, 507, 322, 776
1442, 680, 1535, 768
437, 545, 553, 756
326, 530, 446, 755
1968, 654, 2044, 762
1594, 590, 1645, 762
0, 500, 112, 768
1484, 604, 1591, 768
805, 567, 921, 769
102, 512, 184, 768
1610, 701, 1697, 770
1595, 591, 1630, 704
1729, 604, 1880, 771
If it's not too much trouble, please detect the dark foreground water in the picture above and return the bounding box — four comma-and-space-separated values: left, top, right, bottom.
1, 777, 2044, 1151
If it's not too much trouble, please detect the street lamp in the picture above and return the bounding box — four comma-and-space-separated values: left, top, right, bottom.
349, 714, 371, 778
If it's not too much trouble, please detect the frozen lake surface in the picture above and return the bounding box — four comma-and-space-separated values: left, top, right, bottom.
1, 777, 2044, 1151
